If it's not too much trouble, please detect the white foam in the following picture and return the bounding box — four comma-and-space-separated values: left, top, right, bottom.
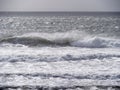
0, 59, 120, 87
71, 37, 120, 48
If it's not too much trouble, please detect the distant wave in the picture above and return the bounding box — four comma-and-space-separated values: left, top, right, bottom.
0, 31, 120, 48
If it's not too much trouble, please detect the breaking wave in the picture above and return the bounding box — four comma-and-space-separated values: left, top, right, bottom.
0, 31, 120, 48
71, 37, 120, 48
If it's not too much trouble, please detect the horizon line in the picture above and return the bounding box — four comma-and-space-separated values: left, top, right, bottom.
0, 11, 120, 12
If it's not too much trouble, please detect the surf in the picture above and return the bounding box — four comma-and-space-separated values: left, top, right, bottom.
0, 31, 120, 48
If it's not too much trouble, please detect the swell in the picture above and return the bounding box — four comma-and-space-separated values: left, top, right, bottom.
0, 37, 67, 46
0, 32, 120, 48
0, 31, 82, 46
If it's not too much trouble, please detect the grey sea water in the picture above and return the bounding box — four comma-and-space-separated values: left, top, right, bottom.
0, 12, 120, 90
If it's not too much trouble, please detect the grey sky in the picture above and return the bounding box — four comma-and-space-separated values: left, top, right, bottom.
0, 0, 120, 11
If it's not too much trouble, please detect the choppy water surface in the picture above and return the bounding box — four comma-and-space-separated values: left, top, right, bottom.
0, 14, 120, 90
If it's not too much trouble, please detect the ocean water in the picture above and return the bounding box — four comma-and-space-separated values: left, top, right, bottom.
0, 12, 120, 90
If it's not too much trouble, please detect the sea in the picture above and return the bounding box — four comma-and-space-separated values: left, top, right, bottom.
0, 12, 120, 90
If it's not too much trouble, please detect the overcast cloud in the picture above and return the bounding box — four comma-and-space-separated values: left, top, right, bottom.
0, 0, 120, 11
